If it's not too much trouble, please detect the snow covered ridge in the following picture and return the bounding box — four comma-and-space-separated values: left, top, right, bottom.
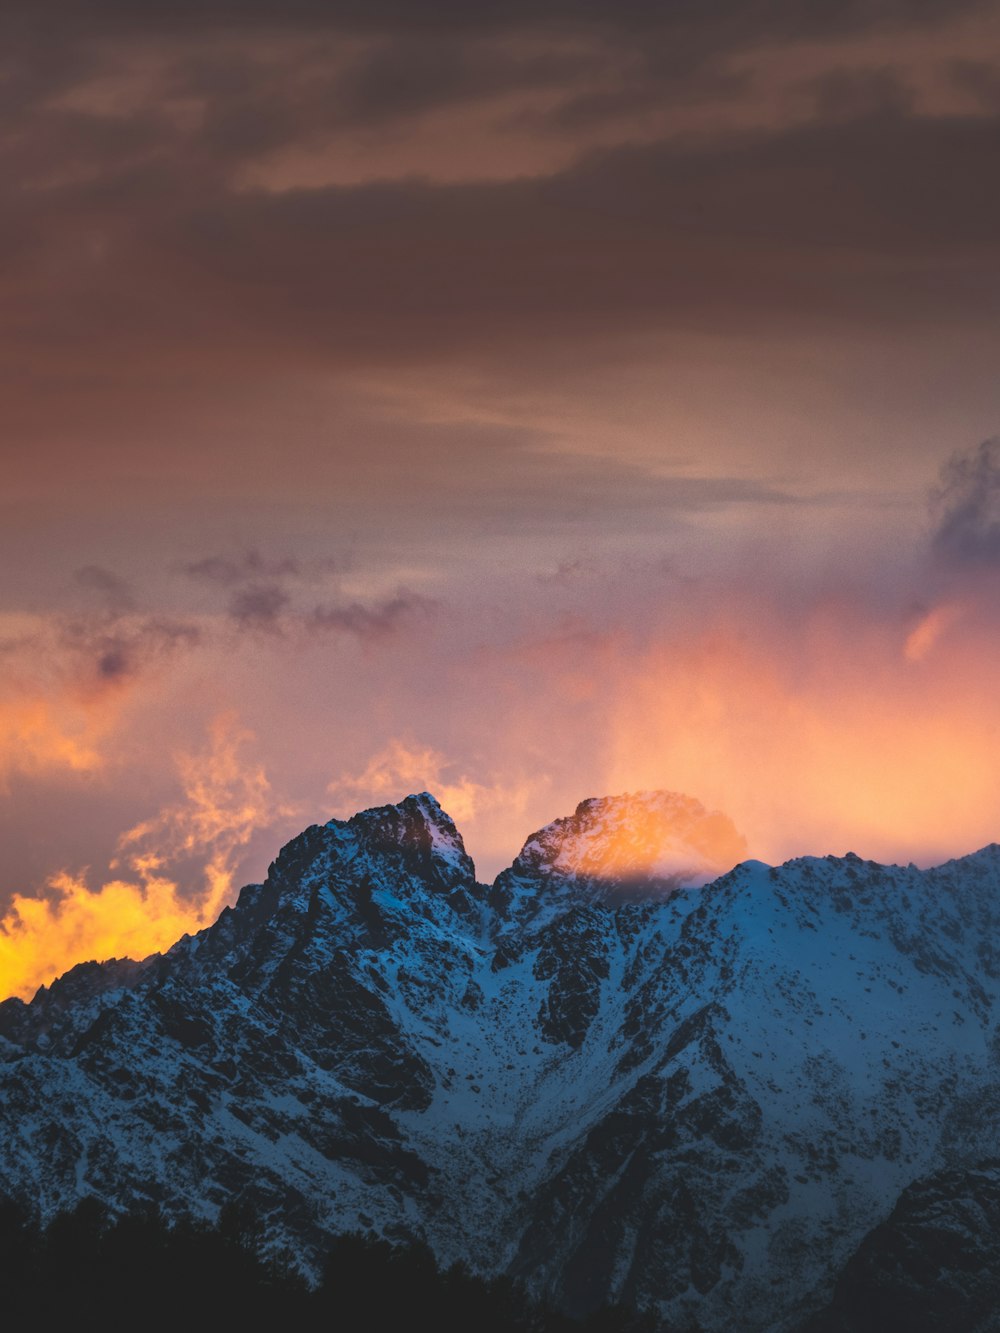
2, 790, 1000, 1332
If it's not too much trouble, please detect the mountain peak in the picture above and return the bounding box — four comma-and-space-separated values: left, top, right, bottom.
343, 790, 475, 889
519, 788, 745, 889
490, 788, 747, 932
4, 791, 1000, 1331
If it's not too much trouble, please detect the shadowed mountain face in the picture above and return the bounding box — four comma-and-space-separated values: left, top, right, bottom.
807, 1160, 1000, 1333
1, 791, 1000, 1331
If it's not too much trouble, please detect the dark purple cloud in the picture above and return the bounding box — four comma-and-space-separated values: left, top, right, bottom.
178, 550, 437, 643
228, 583, 291, 632
308, 592, 438, 643
7, 0, 983, 42
932, 438, 1000, 567
55, 616, 202, 691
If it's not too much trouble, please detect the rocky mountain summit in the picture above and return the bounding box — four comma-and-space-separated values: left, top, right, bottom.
2, 790, 1000, 1331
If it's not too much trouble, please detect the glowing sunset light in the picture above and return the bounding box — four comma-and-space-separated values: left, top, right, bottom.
0, 869, 219, 1005
0, 715, 279, 1002
525, 789, 748, 889
608, 602, 1000, 870
1, 0, 999, 1006
903, 601, 965, 663
0, 699, 103, 781
5, 580, 1000, 999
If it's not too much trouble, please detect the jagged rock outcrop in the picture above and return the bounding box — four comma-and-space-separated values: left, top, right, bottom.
810, 1161, 1000, 1332
1, 790, 999, 1331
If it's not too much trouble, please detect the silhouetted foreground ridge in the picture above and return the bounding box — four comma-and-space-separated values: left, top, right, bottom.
0, 1199, 654, 1332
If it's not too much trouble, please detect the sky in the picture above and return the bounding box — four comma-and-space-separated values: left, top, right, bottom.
1, 0, 1000, 998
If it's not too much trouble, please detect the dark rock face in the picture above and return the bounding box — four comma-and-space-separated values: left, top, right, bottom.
1, 791, 1000, 1332
811, 1162, 1000, 1333
533, 907, 611, 1049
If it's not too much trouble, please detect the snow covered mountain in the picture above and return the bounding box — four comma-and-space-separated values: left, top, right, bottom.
1, 790, 999, 1331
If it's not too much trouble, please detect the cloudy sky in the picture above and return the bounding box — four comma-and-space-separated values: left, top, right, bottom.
2, 0, 1000, 996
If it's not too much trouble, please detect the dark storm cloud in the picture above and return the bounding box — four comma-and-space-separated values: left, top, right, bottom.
0, 0, 986, 165
931, 438, 1000, 567
10, 0, 984, 37
48, 0, 968, 202
38, 7, 985, 179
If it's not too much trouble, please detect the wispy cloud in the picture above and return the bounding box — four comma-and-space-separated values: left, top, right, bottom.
59, 615, 202, 692
931, 437, 1000, 567
74, 564, 137, 614
228, 583, 291, 633
307, 591, 438, 643
180, 550, 307, 585
328, 736, 546, 847
0, 714, 283, 1002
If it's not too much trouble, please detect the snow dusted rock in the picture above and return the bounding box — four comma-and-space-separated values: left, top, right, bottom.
1, 792, 1000, 1332
810, 1161, 1000, 1332
490, 790, 747, 934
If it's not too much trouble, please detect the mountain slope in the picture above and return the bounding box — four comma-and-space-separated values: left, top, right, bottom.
1, 791, 999, 1331
809, 1159, 1000, 1333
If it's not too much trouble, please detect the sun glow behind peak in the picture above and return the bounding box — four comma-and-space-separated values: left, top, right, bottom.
608, 598, 1000, 871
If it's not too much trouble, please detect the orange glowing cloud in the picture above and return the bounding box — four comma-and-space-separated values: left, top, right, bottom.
607, 598, 1000, 870
328, 736, 550, 870
0, 613, 163, 790
329, 737, 492, 823
540, 791, 748, 888
0, 645, 117, 787
0, 868, 214, 1004
903, 601, 964, 663
0, 605, 206, 794
0, 714, 279, 1002
0, 697, 103, 783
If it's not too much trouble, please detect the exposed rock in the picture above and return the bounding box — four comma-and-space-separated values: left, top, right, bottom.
0, 792, 998, 1332
809, 1161, 1000, 1333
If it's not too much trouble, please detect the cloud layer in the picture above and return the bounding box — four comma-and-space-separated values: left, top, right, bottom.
1, 1, 999, 992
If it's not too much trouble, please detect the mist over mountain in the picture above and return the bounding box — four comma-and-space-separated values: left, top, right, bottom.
2, 790, 999, 1331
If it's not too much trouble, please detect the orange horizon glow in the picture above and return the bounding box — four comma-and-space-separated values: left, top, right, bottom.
4, 594, 1000, 1002
607, 596, 1000, 870
0, 714, 278, 1003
